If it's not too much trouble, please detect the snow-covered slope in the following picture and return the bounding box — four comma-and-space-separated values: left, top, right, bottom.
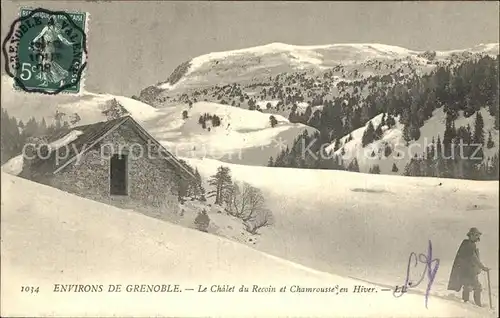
1, 75, 159, 126
326, 107, 499, 174
144, 101, 315, 165
158, 42, 414, 91
154, 42, 499, 94
1, 171, 495, 317
1, 155, 23, 175
2, 75, 309, 167
184, 157, 499, 315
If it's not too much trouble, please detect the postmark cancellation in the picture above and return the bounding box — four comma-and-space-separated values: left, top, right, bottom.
2, 7, 88, 95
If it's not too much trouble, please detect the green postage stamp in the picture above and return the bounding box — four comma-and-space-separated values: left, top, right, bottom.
2, 8, 88, 94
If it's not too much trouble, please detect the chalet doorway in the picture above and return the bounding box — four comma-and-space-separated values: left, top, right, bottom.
110, 153, 128, 195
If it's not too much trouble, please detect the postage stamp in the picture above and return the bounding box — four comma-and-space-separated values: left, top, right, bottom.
1, 7, 88, 94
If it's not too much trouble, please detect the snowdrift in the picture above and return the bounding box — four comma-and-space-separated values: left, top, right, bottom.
1, 172, 494, 317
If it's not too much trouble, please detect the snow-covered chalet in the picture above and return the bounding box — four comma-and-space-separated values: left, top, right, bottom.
20, 115, 196, 209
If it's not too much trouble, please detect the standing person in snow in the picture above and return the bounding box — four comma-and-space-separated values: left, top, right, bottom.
447, 227, 490, 307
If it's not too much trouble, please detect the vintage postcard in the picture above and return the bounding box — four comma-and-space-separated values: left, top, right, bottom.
1, 1, 498, 317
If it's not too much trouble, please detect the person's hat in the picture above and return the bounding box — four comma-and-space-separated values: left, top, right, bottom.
467, 227, 482, 236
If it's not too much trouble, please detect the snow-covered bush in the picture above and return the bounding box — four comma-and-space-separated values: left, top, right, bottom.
194, 209, 210, 232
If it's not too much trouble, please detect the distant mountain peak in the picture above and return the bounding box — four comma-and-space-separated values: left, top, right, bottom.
152, 41, 498, 95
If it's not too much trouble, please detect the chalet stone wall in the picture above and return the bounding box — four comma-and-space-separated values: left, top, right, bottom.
44, 121, 180, 212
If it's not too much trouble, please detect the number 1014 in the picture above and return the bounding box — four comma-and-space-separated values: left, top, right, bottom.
21, 286, 39, 293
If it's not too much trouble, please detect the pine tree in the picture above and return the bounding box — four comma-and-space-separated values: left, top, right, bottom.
457, 119, 484, 167
347, 158, 360, 172
23, 117, 38, 138
424, 137, 436, 177
443, 114, 456, 157
391, 163, 399, 173
208, 166, 233, 205
268, 156, 274, 167
193, 169, 206, 201
211, 115, 221, 127
248, 99, 256, 110
488, 152, 499, 179
404, 155, 422, 176
410, 123, 421, 141
194, 210, 210, 232
473, 111, 485, 145
362, 121, 376, 147
386, 113, 396, 128
176, 162, 205, 202
304, 106, 312, 122
402, 123, 412, 145
434, 135, 445, 177
54, 110, 66, 125
269, 115, 278, 128
476, 159, 489, 180
495, 108, 499, 130
369, 164, 381, 174
384, 144, 392, 157
487, 131, 494, 149
1, 108, 23, 164
333, 139, 341, 152
375, 123, 383, 140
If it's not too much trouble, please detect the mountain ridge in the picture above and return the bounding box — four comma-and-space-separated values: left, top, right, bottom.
138, 41, 499, 106
132, 41, 499, 179
155, 41, 499, 89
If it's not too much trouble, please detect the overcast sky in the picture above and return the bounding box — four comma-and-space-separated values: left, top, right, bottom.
1, 1, 499, 96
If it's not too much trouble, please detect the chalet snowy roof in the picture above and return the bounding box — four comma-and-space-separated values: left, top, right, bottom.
24, 115, 196, 180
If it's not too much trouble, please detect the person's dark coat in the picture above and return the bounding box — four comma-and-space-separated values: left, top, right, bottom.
448, 239, 485, 291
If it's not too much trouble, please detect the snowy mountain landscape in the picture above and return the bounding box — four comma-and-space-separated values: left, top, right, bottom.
147, 42, 499, 97
1, 75, 313, 167
3, 42, 499, 172
2, 39, 499, 317
185, 157, 499, 311
132, 42, 500, 175
1, 171, 495, 317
